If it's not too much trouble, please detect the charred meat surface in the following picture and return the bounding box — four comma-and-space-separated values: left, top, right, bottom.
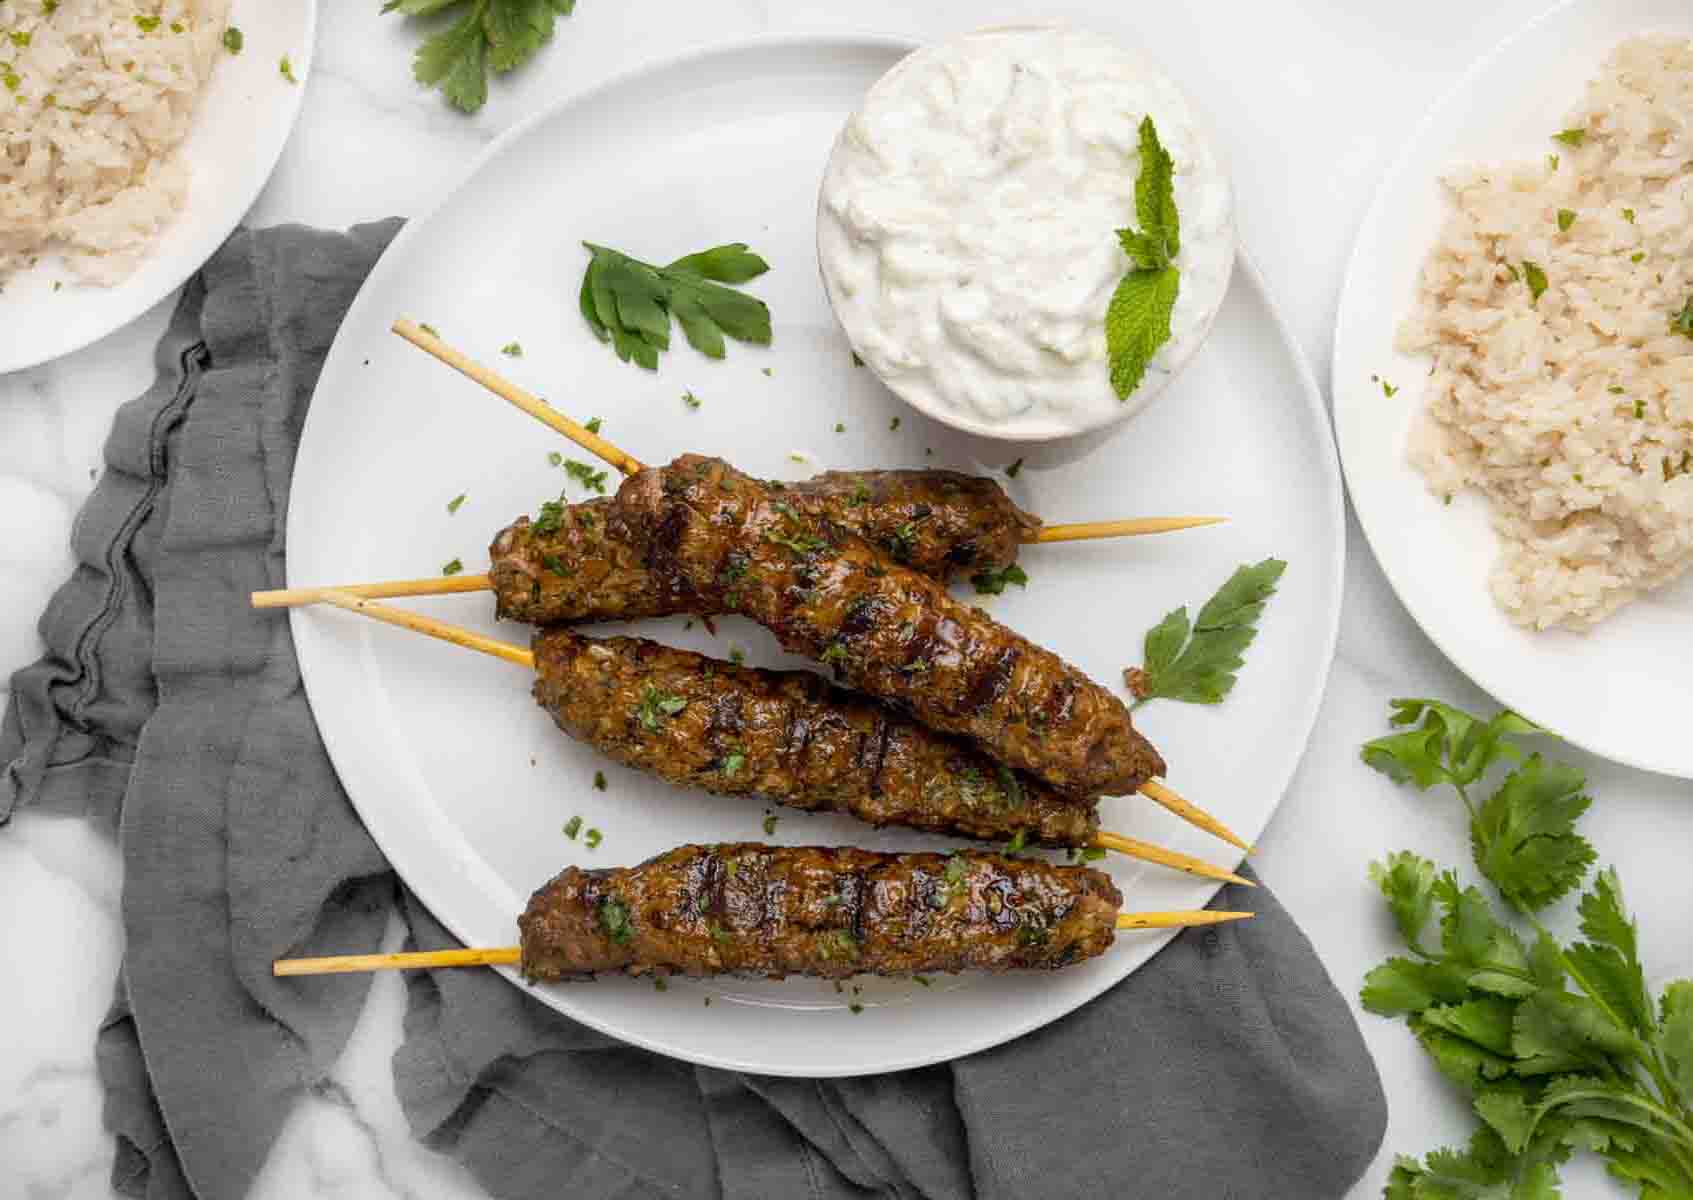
608, 455, 1164, 797
488, 469, 1038, 623
517, 843, 1122, 981
530, 628, 1098, 846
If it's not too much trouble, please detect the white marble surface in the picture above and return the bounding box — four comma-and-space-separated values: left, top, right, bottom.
2, 3, 1690, 1198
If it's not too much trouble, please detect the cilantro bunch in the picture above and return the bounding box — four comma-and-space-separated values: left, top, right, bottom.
1361, 700, 1693, 1198
382, 0, 576, 114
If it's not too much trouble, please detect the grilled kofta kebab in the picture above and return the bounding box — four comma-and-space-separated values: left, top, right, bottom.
275, 843, 1254, 982
489, 468, 1038, 624
608, 455, 1160, 799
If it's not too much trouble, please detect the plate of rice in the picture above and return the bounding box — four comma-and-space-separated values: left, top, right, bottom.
1334, 0, 1693, 779
0, 0, 314, 374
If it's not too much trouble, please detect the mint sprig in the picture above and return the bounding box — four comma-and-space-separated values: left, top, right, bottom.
1106, 118, 1181, 400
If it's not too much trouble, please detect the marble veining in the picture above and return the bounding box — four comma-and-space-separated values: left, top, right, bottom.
2, 3, 1689, 1198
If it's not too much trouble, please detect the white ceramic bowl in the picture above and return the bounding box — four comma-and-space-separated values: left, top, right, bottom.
816, 25, 1235, 444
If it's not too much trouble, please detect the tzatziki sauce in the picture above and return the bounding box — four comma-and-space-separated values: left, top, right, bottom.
817, 26, 1235, 439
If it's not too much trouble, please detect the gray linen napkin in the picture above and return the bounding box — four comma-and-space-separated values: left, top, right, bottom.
1, 222, 1387, 1200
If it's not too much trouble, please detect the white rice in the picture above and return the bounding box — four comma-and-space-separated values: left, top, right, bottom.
0, 0, 229, 286
1399, 35, 1693, 631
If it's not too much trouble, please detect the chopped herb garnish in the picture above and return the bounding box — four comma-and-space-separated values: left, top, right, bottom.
653, 975, 667, 992
598, 896, 633, 943
1547, 153, 1559, 171
682, 390, 701, 410
1635, 399, 1646, 420
1671, 296, 1693, 339
1006, 829, 1029, 854
1503, 262, 1520, 283
1381, 379, 1399, 398
592, 770, 606, 791
441, 557, 464, 576
1521, 261, 1548, 304
501, 341, 523, 357
995, 765, 1024, 808
1125, 558, 1286, 707
1622, 207, 1636, 224
728, 644, 745, 665
834, 422, 846, 433
762, 366, 773, 377
944, 854, 967, 887
912, 975, 932, 987
888, 416, 901, 431
134, 15, 159, 32
851, 351, 864, 367
849, 481, 870, 506
819, 643, 848, 665
563, 459, 608, 493
542, 553, 572, 578
1016, 923, 1047, 947
634, 684, 687, 731
762, 813, 778, 836
446, 493, 466, 514
848, 1002, 864, 1014
9, 29, 31, 45
584, 827, 603, 850
722, 751, 746, 777
584, 416, 602, 434
1556, 208, 1576, 233
1632, 252, 1646, 264
547, 450, 564, 467
1551, 127, 1587, 148
221, 26, 242, 53
970, 563, 1029, 596
563, 815, 582, 840
1076, 846, 1107, 863
279, 54, 297, 84
1005, 458, 1024, 479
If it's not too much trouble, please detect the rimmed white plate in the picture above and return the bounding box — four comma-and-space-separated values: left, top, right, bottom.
288, 33, 1345, 1076
1333, 0, 1693, 780
0, 0, 316, 375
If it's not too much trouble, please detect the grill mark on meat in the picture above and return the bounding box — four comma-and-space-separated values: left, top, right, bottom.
517, 844, 1121, 982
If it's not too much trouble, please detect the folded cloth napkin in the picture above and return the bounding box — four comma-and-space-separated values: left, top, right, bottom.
1, 222, 1387, 1200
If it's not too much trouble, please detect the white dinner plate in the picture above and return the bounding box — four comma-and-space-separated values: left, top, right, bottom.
0, 0, 315, 375
1333, 0, 1693, 780
288, 33, 1345, 1076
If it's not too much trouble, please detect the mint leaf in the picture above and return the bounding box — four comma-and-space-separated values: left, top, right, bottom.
1107, 118, 1180, 400
1471, 755, 1594, 914
1105, 265, 1178, 400
1126, 558, 1284, 706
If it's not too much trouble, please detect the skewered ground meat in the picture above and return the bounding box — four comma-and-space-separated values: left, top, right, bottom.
530, 628, 1098, 846
608, 455, 1164, 797
488, 468, 1038, 624
517, 843, 1122, 981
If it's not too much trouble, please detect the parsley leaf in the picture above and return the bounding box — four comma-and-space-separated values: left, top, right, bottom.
1106, 118, 1181, 400
578, 241, 771, 368
1125, 558, 1285, 706
385, 0, 577, 114
969, 563, 1029, 596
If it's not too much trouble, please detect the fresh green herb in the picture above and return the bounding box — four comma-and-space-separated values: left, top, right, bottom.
592, 770, 606, 791
848, 1002, 864, 1014
634, 684, 687, 731
1609, 386, 1626, 394
598, 895, 633, 943
1381, 379, 1400, 398
1635, 399, 1647, 420
729, 645, 745, 666
1551, 127, 1587, 148
576, 241, 771, 368
170, 23, 183, 34
1623, 207, 1636, 224
721, 751, 745, 777
682, 390, 701, 410
970, 563, 1029, 596
834, 422, 846, 433
652, 975, 667, 992
889, 416, 901, 431
547, 450, 564, 467
2, 67, 20, 90
1107, 117, 1181, 400
1556, 208, 1576, 233
1521, 261, 1548, 304
279, 54, 297, 83
542, 553, 572, 578
1016, 922, 1046, 947
134, 15, 159, 32
418, 322, 438, 337
1361, 698, 1693, 1199
819, 643, 848, 664
562, 815, 582, 840
446, 493, 466, 514
563, 459, 608, 493
221, 26, 242, 53
1005, 829, 1029, 854
761, 366, 773, 377
501, 341, 522, 357
851, 351, 864, 367
944, 854, 967, 890
1126, 558, 1286, 707
1503, 262, 1520, 283
584, 416, 602, 434
1076, 846, 1107, 863
1547, 153, 1559, 171
442, 557, 464, 576
584, 827, 602, 850
382, 0, 577, 114
912, 975, 932, 987
995, 765, 1024, 809
1671, 296, 1693, 340
1005, 457, 1024, 479
9, 29, 31, 45
531, 497, 566, 535
762, 813, 778, 836
1632, 252, 1647, 264
849, 481, 870, 506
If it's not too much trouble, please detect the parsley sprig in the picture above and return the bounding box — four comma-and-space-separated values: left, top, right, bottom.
578, 242, 771, 369
1125, 558, 1284, 707
1106, 118, 1181, 401
1361, 698, 1693, 1198
383, 0, 577, 114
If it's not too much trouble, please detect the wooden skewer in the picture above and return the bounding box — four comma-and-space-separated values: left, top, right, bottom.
274, 909, 1255, 978
253, 574, 494, 609
311, 591, 1250, 861
390, 318, 1225, 541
